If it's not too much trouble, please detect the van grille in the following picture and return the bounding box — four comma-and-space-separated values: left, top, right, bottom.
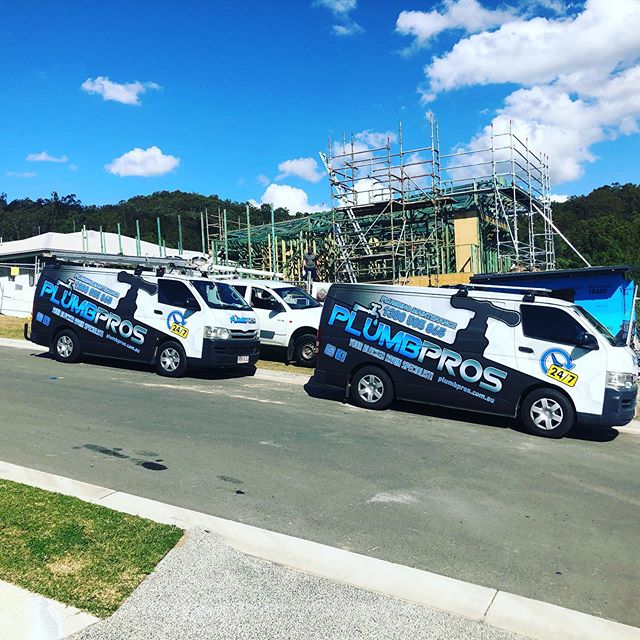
230, 329, 258, 340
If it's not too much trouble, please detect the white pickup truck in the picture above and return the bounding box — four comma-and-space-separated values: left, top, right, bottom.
230, 279, 322, 367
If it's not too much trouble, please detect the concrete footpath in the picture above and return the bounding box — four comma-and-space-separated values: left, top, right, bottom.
2, 460, 640, 640
70, 528, 526, 640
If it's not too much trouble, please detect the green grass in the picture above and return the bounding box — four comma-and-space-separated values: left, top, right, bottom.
0, 480, 183, 617
0, 315, 27, 340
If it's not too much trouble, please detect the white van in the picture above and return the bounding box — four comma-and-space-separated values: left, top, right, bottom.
316, 283, 638, 437
230, 279, 322, 366
29, 254, 260, 377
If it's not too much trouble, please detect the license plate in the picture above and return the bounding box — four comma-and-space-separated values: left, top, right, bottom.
237, 355, 250, 364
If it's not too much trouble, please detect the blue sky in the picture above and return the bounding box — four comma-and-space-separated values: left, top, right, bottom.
1, 0, 639, 210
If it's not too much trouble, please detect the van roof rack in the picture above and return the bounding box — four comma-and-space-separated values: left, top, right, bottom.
42, 250, 192, 269
448, 282, 553, 302
41, 251, 285, 281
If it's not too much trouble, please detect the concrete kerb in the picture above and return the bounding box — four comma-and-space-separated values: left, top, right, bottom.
1, 460, 639, 640
0, 337, 47, 352
0, 580, 99, 639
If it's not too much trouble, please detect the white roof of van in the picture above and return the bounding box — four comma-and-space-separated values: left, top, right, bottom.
229, 279, 293, 288
329, 282, 575, 308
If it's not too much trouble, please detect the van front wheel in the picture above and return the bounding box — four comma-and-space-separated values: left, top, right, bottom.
156, 342, 187, 377
350, 366, 393, 410
520, 388, 574, 438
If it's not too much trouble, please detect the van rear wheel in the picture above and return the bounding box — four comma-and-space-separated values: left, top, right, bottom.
156, 341, 187, 377
293, 333, 317, 367
520, 388, 574, 438
52, 330, 81, 363
350, 366, 393, 410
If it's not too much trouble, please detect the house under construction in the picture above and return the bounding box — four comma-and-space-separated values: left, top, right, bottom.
220, 118, 582, 285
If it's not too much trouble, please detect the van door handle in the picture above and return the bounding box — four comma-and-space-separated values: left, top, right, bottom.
154, 310, 163, 315
518, 346, 534, 353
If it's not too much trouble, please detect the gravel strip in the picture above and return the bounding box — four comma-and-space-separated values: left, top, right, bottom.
72, 528, 528, 640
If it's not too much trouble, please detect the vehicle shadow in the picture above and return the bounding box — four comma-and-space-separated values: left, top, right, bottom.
32, 351, 257, 381
303, 374, 620, 443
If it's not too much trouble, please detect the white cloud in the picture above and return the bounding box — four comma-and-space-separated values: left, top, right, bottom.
314, 0, 363, 36
397, 0, 640, 184
252, 184, 325, 214
26, 151, 68, 163
421, 0, 640, 96
396, 1, 516, 53
331, 129, 398, 160
550, 194, 570, 202
332, 22, 364, 36
314, 0, 356, 15
256, 174, 270, 186
338, 178, 391, 207
355, 129, 398, 148
6, 171, 36, 178
105, 146, 180, 177
81, 76, 161, 106
276, 157, 325, 183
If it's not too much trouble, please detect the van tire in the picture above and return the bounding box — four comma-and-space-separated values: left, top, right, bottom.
520, 387, 574, 438
52, 330, 81, 363
350, 366, 393, 410
293, 333, 317, 367
155, 341, 187, 377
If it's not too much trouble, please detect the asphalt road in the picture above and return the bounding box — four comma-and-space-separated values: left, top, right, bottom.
1, 345, 639, 627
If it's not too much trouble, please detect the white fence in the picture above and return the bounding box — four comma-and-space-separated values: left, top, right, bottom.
0, 265, 37, 317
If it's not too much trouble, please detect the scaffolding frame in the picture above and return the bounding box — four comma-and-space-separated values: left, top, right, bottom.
319, 116, 558, 283
222, 118, 589, 284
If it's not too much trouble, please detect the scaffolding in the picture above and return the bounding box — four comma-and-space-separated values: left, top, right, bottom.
223, 117, 574, 284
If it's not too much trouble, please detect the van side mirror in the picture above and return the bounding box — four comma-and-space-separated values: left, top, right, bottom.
577, 331, 598, 350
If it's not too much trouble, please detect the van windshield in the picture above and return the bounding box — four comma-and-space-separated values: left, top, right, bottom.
574, 305, 621, 346
274, 286, 321, 309
191, 280, 252, 311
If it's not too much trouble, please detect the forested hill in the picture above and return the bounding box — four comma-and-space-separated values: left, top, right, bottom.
553, 183, 640, 268
0, 191, 297, 253
1, 183, 639, 268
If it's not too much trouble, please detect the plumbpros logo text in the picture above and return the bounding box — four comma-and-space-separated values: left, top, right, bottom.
328, 303, 507, 393
40, 280, 147, 345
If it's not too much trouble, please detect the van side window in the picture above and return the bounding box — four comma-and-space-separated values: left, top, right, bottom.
251, 288, 279, 310
158, 279, 198, 309
521, 305, 583, 345
233, 285, 247, 298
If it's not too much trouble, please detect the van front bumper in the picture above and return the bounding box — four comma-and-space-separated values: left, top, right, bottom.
195, 338, 260, 368
577, 386, 637, 427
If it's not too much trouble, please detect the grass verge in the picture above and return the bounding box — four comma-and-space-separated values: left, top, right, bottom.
0, 314, 26, 340
0, 479, 183, 617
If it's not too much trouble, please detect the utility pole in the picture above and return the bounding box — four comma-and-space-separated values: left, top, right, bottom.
270, 205, 277, 273
246, 204, 252, 268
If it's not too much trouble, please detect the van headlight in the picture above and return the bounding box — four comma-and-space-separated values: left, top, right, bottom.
606, 371, 637, 390
204, 326, 230, 340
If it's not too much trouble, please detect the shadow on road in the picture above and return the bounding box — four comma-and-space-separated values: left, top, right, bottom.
31, 351, 257, 381
303, 375, 620, 443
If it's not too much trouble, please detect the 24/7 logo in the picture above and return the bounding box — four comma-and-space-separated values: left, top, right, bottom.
540, 349, 579, 387
167, 310, 189, 339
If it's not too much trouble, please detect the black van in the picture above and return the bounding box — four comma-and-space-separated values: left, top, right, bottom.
315, 283, 637, 437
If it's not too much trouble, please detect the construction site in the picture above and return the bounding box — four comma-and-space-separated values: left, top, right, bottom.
211, 117, 579, 286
